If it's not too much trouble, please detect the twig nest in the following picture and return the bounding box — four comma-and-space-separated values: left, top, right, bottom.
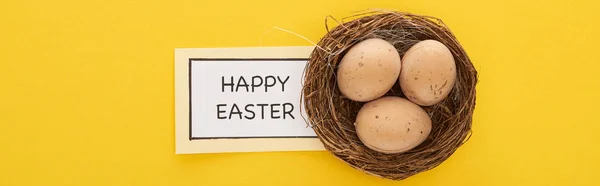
302, 11, 478, 180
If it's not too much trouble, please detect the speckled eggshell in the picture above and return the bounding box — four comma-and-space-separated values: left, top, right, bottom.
399, 40, 457, 106
337, 38, 401, 102
355, 96, 432, 154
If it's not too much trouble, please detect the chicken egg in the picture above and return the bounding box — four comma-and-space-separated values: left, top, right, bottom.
337, 38, 401, 102
399, 40, 457, 106
355, 96, 432, 154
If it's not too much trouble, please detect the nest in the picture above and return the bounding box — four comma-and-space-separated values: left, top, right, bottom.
302, 11, 478, 180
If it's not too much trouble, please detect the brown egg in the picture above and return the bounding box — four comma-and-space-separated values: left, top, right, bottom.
337, 38, 401, 102
355, 96, 432, 154
399, 40, 457, 106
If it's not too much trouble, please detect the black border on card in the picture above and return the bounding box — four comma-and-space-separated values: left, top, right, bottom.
188, 58, 318, 140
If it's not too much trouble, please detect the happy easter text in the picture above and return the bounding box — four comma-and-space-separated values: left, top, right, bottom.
216, 75, 296, 120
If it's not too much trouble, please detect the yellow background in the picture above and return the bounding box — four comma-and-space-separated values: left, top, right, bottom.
1, 0, 599, 185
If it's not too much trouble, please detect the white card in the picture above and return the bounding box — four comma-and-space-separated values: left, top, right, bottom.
175, 46, 325, 154
189, 59, 316, 138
